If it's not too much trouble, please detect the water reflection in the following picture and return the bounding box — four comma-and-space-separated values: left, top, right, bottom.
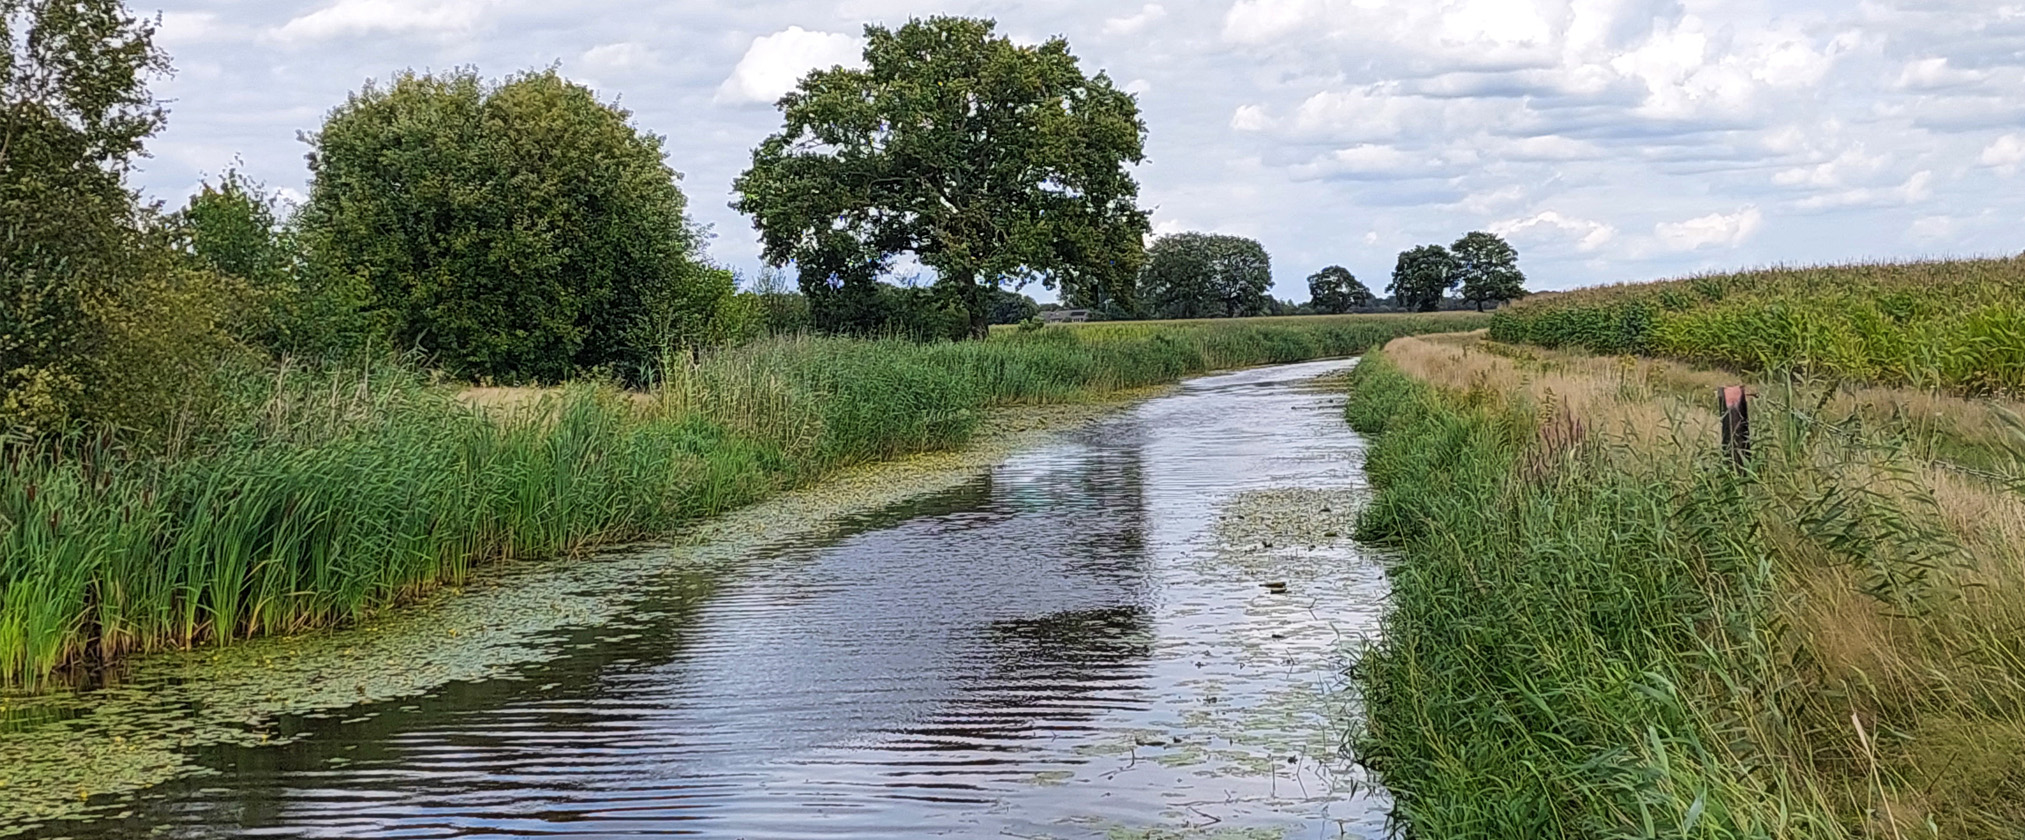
46, 358, 1388, 839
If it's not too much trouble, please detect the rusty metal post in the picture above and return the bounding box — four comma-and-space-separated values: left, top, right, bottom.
1718, 386, 1750, 468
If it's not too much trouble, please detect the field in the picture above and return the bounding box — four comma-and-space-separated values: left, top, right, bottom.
1350, 289, 2025, 835
0, 314, 1483, 688
1488, 256, 2025, 394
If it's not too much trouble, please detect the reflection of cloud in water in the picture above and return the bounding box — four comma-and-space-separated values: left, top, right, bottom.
45, 358, 1391, 840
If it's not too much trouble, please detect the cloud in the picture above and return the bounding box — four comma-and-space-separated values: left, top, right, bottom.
715, 27, 864, 106
1982, 134, 2025, 175
1492, 210, 1618, 252
1895, 57, 1989, 91
1793, 171, 1933, 210
1655, 207, 1763, 251
275, 0, 495, 41
1104, 4, 1169, 36
580, 43, 660, 75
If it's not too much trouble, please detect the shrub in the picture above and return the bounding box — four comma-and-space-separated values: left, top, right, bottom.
298, 69, 732, 385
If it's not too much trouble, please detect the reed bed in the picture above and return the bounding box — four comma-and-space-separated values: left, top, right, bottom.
1348, 333, 2025, 838
0, 314, 1481, 687
1488, 257, 2025, 394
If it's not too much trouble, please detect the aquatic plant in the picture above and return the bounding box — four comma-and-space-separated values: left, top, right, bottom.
0, 314, 1482, 687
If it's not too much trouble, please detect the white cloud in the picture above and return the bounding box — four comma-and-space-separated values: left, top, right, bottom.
1222, 0, 1322, 46
1230, 104, 1273, 132
1655, 207, 1763, 251
275, 0, 495, 41
1794, 170, 1934, 210
580, 43, 659, 75
1909, 215, 1957, 243
715, 27, 864, 106
1104, 4, 1169, 36
1981, 134, 2025, 175
1896, 57, 1988, 90
1492, 210, 1618, 253
1123, 78, 1154, 96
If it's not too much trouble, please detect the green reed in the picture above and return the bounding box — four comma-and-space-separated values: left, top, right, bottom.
0, 313, 1483, 687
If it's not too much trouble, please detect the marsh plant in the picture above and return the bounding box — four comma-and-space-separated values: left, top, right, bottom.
1348, 333, 2025, 838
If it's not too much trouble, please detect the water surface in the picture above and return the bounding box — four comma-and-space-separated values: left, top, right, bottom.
39, 359, 1389, 839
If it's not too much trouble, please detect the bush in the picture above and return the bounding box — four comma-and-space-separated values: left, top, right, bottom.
298, 69, 732, 385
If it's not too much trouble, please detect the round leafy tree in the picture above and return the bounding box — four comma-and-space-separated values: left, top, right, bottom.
1452, 231, 1527, 311
1139, 232, 1273, 319
1307, 265, 1372, 314
300, 69, 728, 384
1388, 244, 1458, 312
733, 16, 1150, 338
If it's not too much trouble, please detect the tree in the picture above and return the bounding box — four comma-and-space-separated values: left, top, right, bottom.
1307, 265, 1372, 314
732, 16, 1150, 339
1388, 245, 1458, 312
299, 69, 731, 384
987, 288, 1041, 325
1, 0, 198, 431
1138, 233, 1273, 320
1452, 231, 1527, 311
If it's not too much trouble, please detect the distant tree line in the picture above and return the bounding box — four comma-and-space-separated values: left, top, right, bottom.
2, 1, 1530, 435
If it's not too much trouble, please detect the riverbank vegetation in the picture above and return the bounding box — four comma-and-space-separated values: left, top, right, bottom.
0, 314, 1482, 687
1347, 330, 2025, 838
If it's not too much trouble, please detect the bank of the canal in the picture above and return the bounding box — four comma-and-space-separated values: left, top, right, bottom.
5, 360, 1394, 839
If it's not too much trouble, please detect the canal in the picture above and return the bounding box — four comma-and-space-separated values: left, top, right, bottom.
17, 359, 1390, 839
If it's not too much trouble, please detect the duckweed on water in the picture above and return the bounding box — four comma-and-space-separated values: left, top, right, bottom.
0, 397, 1145, 835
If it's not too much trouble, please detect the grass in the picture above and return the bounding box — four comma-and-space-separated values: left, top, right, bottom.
1347, 331, 2025, 838
1488, 257, 2025, 394
0, 313, 1483, 688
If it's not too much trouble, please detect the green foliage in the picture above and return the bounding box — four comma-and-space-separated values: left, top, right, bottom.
1307, 264, 1372, 314
0, 0, 251, 435
0, 315, 1483, 686
299, 68, 730, 385
1488, 258, 2025, 394
1137, 232, 1273, 319
732, 16, 1150, 337
988, 288, 1041, 325
1388, 244, 1458, 312
169, 168, 371, 358
1345, 357, 1828, 838
1451, 230, 1526, 311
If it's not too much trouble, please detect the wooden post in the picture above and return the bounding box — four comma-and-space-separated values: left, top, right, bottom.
1718, 386, 1750, 467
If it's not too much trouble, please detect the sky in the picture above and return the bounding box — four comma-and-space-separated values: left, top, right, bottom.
140, 0, 2025, 301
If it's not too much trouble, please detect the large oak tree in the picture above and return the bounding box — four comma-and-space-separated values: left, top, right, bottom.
733, 16, 1150, 338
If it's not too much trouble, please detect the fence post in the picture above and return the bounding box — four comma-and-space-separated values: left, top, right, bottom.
1718, 385, 1750, 468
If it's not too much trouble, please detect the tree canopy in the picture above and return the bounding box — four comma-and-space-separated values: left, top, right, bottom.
1307, 265, 1372, 314
1452, 230, 1527, 311
732, 16, 1150, 338
1389, 245, 1458, 312
300, 69, 730, 384
1, 0, 195, 430
1138, 232, 1273, 320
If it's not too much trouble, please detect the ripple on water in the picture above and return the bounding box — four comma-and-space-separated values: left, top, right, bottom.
11, 359, 1393, 839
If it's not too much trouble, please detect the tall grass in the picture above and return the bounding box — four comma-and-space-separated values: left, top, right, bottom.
1349, 334, 2025, 838
1489, 257, 2025, 394
0, 314, 1482, 687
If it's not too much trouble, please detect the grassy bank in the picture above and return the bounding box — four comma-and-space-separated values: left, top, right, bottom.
0, 314, 1482, 688
1488, 257, 2025, 394
1347, 333, 2025, 838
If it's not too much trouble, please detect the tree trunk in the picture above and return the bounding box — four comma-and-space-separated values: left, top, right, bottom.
962, 275, 990, 340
